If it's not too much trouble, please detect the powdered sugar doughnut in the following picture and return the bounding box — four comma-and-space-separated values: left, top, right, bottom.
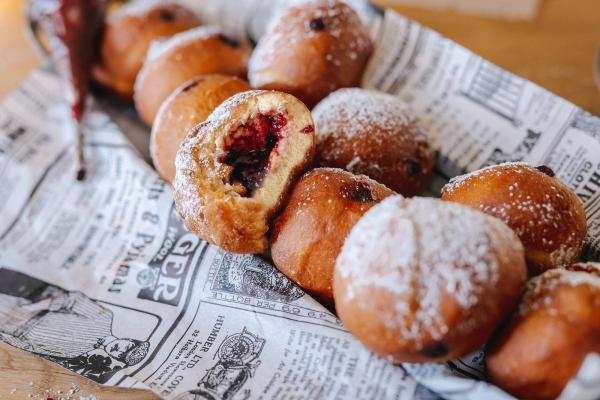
173, 90, 316, 254
271, 168, 395, 305
134, 26, 252, 125
333, 196, 527, 363
151, 74, 251, 183
249, 0, 373, 108
92, 0, 200, 100
313, 88, 435, 196
442, 163, 588, 276
487, 263, 600, 400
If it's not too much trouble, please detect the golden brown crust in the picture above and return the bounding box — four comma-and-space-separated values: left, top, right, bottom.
134, 27, 252, 126
333, 197, 527, 363
486, 264, 600, 400
151, 75, 251, 183
313, 88, 435, 196
173, 90, 316, 254
271, 168, 394, 305
441, 163, 588, 276
248, 0, 373, 108
92, 1, 200, 100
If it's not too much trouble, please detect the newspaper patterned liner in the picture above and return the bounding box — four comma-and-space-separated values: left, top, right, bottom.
0, 1, 599, 399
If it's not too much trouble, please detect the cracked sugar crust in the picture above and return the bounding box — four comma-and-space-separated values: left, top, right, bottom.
334, 196, 526, 350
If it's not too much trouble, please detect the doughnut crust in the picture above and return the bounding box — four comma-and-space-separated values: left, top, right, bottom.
135, 26, 252, 125
174, 90, 316, 254
249, 0, 373, 108
486, 263, 600, 400
92, 0, 200, 100
442, 163, 588, 276
151, 75, 251, 183
271, 168, 394, 304
333, 196, 527, 363
313, 88, 435, 196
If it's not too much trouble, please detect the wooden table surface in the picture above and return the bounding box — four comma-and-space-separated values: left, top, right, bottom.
1, 0, 599, 399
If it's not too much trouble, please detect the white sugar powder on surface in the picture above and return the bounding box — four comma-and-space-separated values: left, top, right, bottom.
519, 264, 600, 316
442, 162, 585, 269
313, 88, 414, 140
336, 196, 524, 343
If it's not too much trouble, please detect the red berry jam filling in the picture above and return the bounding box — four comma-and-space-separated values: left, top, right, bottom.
301, 125, 314, 133
222, 112, 288, 196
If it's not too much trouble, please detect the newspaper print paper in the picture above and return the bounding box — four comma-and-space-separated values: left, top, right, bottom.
1, 1, 599, 399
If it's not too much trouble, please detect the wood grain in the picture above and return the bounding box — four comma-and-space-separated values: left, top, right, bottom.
0, 342, 159, 399
0, 0, 599, 399
378, 0, 600, 114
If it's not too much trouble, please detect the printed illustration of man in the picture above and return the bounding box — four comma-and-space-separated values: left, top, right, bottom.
0, 286, 149, 381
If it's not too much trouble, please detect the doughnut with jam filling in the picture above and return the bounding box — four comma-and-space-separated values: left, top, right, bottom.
174, 90, 316, 253
151, 74, 251, 183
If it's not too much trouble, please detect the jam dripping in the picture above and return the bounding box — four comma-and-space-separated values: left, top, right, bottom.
222, 113, 288, 195
29, 0, 106, 121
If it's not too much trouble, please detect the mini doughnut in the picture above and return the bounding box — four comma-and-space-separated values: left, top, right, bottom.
313, 88, 435, 196
271, 168, 394, 305
151, 74, 251, 183
249, 0, 373, 108
92, 0, 200, 100
135, 26, 252, 126
333, 196, 527, 363
486, 263, 600, 400
174, 90, 316, 254
441, 162, 587, 276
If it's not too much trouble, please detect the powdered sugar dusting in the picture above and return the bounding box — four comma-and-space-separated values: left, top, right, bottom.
249, 0, 372, 87
336, 196, 523, 343
519, 265, 600, 316
442, 162, 586, 269
313, 88, 413, 140
442, 162, 528, 194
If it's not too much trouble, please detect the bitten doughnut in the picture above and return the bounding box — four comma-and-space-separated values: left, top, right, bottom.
487, 263, 600, 400
313, 88, 435, 196
135, 26, 252, 125
92, 0, 200, 100
151, 75, 251, 183
333, 196, 527, 363
441, 162, 587, 276
248, 0, 373, 108
174, 90, 316, 254
271, 168, 394, 304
